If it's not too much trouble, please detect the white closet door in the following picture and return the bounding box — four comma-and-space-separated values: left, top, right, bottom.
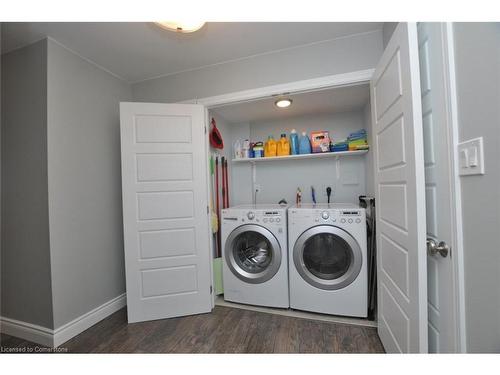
371, 23, 428, 353
418, 22, 459, 353
120, 102, 212, 323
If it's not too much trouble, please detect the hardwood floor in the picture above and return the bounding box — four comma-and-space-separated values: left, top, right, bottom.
0, 306, 384, 353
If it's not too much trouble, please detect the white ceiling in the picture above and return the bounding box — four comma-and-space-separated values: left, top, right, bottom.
211, 84, 370, 124
1, 22, 383, 82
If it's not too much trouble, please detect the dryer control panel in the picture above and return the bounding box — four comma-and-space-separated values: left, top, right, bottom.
288, 207, 365, 226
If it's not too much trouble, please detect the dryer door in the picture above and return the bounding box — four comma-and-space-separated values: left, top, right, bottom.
225, 224, 282, 284
293, 225, 362, 290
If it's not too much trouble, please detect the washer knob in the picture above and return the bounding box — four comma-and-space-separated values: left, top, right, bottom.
276, 218, 281, 223
247, 212, 255, 220
348, 218, 353, 223
356, 218, 361, 223
321, 211, 330, 220
269, 218, 274, 223
341, 218, 346, 223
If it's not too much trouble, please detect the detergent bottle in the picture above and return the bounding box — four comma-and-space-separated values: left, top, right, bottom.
277, 133, 290, 156
299, 131, 312, 154
290, 129, 300, 155
264, 135, 277, 157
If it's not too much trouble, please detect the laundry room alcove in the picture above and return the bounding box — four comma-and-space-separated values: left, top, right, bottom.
208, 83, 374, 207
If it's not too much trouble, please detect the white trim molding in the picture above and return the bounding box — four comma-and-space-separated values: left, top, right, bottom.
0, 293, 126, 348
0, 317, 54, 348
443, 22, 467, 353
183, 69, 374, 108
53, 293, 126, 347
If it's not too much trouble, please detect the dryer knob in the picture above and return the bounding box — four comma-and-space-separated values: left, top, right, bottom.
247, 212, 255, 220
321, 211, 330, 220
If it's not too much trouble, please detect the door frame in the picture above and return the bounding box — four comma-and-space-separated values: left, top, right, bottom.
439, 22, 467, 353
181, 31, 465, 351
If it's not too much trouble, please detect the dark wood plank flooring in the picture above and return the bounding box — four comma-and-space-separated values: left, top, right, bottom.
0, 306, 384, 353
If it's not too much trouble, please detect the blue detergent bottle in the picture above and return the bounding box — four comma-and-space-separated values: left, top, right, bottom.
290, 129, 300, 155
299, 131, 312, 154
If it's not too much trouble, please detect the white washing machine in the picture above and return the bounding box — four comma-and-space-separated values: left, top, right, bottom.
221, 204, 289, 308
288, 203, 367, 317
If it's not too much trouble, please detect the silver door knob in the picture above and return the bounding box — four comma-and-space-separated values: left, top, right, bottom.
427, 238, 450, 258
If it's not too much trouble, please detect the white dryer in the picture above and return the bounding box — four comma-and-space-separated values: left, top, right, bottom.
221, 204, 289, 308
288, 203, 367, 317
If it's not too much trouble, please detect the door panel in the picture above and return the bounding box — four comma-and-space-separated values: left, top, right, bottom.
120, 102, 212, 323
371, 22, 428, 353
418, 22, 457, 353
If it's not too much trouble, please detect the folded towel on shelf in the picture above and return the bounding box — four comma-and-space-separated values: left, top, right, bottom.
346, 129, 368, 151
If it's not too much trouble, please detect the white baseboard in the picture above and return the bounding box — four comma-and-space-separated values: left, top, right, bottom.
1, 293, 126, 348
53, 293, 126, 347
0, 317, 54, 347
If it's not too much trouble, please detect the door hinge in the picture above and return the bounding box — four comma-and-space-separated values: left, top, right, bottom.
207, 205, 209, 214
210, 285, 213, 294
204, 125, 207, 134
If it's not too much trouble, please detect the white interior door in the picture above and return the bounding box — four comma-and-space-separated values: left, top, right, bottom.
120, 102, 212, 323
371, 23, 428, 353
418, 22, 459, 353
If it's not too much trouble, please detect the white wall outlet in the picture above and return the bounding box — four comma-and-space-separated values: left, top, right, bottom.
458, 137, 485, 176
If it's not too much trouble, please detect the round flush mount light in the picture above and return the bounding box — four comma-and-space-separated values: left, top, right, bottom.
275, 98, 293, 109
155, 21, 206, 33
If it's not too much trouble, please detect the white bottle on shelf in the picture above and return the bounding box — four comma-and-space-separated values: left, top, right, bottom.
242, 139, 250, 159
233, 139, 242, 159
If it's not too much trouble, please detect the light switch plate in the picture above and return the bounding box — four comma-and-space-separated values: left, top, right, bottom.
458, 137, 485, 176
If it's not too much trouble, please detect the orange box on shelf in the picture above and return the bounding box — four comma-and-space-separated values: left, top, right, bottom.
310, 131, 331, 153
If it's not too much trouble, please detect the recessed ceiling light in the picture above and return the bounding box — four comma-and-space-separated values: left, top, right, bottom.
275, 98, 293, 109
155, 21, 206, 33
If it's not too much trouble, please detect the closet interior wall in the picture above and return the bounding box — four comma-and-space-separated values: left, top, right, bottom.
211, 103, 372, 207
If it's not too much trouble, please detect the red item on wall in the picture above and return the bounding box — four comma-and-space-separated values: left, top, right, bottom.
209, 118, 224, 149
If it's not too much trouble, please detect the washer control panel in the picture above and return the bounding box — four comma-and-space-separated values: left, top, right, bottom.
222, 209, 285, 226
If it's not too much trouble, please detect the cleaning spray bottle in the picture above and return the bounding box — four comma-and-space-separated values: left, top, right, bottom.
299, 131, 312, 154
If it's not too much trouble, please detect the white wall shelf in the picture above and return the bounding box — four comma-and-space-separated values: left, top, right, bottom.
232, 149, 368, 163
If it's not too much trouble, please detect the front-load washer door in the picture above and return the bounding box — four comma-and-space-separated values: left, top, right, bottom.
293, 225, 362, 290
225, 224, 282, 284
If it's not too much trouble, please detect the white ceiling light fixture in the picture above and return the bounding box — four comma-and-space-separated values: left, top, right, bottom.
274, 98, 293, 109
155, 21, 206, 33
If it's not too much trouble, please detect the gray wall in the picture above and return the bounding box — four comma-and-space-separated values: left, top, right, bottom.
132, 30, 383, 103
382, 23, 398, 49
453, 23, 500, 353
46, 39, 132, 329
1, 37, 132, 331
1, 39, 54, 328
